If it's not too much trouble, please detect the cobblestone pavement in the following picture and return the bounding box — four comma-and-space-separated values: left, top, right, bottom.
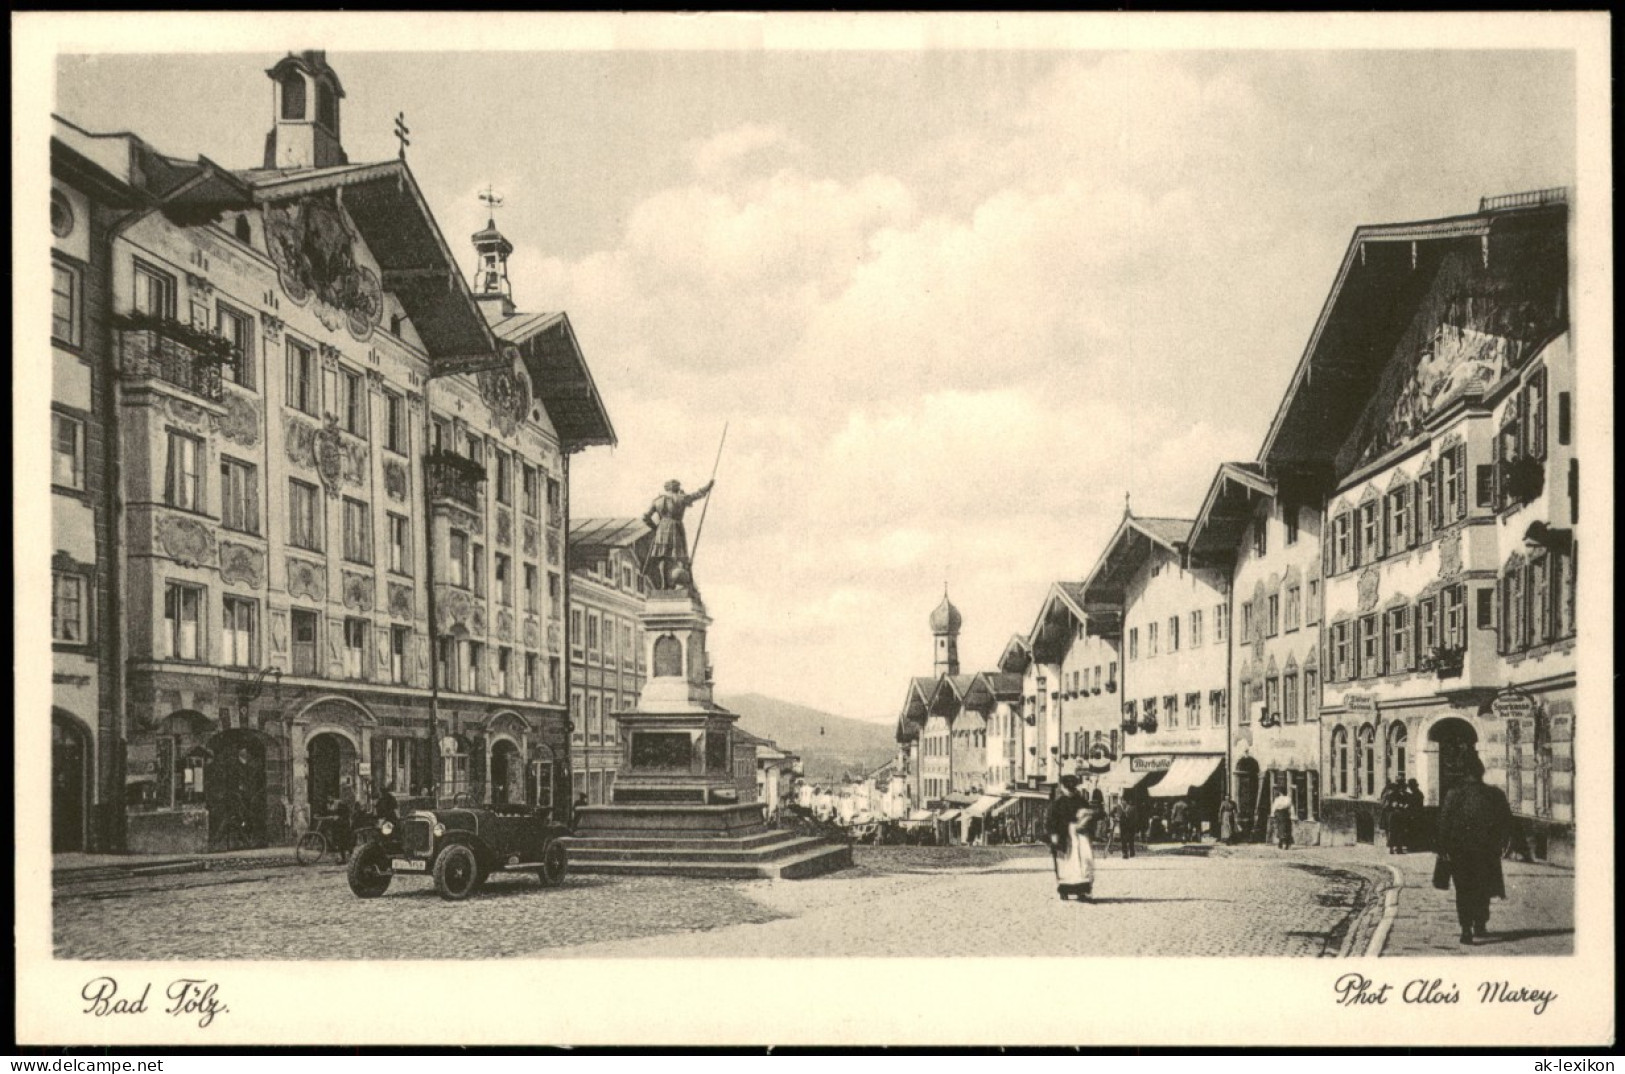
536, 846, 1384, 960
54, 844, 1384, 961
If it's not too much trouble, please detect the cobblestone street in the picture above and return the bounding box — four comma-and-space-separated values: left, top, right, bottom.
55, 844, 1393, 960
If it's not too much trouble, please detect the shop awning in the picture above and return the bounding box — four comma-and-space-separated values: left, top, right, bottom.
990, 797, 1023, 818
963, 795, 1003, 819
938, 809, 962, 822
1096, 760, 1152, 793
1147, 755, 1224, 798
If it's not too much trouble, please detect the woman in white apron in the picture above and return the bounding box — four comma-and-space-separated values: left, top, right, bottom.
1050, 775, 1097, 901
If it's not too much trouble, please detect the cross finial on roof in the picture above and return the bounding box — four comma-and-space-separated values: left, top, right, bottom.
393, 112, 410, 160
480, 184, 504, 218
1124, 491, 1133, 518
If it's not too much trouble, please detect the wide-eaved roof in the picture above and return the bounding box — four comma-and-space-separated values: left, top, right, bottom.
1257, 197, 1568, 476
568, 518, 651, 562
1187, 462, 1275, 566
1080, 515, 1193, 610
494, 310, 616, 451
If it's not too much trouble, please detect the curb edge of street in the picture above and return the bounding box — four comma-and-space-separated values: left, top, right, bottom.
1362, 863, 1405, 958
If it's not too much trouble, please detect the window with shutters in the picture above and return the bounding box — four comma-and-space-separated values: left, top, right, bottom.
53, 571, 88, 644
1164, 694, 1179, 730
1304, 668, 1319, 722
291, 609, 318, 676
1441, 445, 1467, 522
1214, 606, 1227, 644
1167, 616, 1179, 652
1358, 501, 1380, 564
1331, 727, 1349, 795
1387, 487, 1409, 550
1284, 505, 1300, 546
1186, 692, 1202, 728
1282, 669, 1298, 722
1267, 594, 1280, 637
384, 391, 407, 454
1240, 602, 1253, 643
472, 543, 486, 597
1416, 597, 1438, 657
448, 530, 469, 588
1386, 606, 1410, 672
1333, 513, 1352, 573
1525, 368, 1548, 461
1284, 585, 1301, 632
391, 626, 410, 684
1128, 628, 1139, 661
1147, 622, 1158, 657
1252, 514, 1268, 558
1529, 553, 1552, 646
1442, 585, 1466, 648
53, 258, 83, 346
1417, 473, 1434, 542
285, 479, 320, 550
1189, 609, 1203, 648
1358, 615, 1381, 678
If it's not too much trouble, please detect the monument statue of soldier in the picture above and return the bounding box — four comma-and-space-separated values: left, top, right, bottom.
642, 478, 714, 590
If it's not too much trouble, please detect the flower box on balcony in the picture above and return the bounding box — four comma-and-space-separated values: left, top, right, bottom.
1121, 720, 1138, 735
1139, 717, 1158, 734
1501, 456, 1545, 504
1420, 645, 1467, 679
1105, 681, 1118, 694
1091, 687, 1102, 696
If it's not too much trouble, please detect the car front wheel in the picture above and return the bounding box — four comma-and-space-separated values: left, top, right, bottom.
347, 843, 392, 898
537, 841, 568, 887
433, 844, 480, 901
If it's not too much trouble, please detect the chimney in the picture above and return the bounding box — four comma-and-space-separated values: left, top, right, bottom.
263, 50, 349, 170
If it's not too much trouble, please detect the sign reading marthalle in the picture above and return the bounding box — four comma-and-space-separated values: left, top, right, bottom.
1129, 755, 1177, 772
1346, 693, 1378, 716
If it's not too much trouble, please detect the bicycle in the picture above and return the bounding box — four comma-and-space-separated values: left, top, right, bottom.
295, 813, 367, 865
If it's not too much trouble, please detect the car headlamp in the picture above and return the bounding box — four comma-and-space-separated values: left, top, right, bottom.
379, 822, 394, 837
433, 823, 446, 837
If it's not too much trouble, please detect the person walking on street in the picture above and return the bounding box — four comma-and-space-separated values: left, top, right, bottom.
1381, 780, 1408, 854
1436, 753, 1514, 944
1271, 788, 1295, 849
1113, 795, 1139, 859
1171, 798, 1191, 843
1048, 775, 1094, 901
1218, 795, 1239, 845
1403, 779, 1426, 852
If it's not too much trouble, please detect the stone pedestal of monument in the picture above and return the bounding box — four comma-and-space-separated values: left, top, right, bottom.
566, 587, 850, 880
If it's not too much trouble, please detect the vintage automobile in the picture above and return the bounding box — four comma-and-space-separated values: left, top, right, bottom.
347, 804, 570, 900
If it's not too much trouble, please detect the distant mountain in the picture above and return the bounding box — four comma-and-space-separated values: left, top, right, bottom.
720, 693, 896, 784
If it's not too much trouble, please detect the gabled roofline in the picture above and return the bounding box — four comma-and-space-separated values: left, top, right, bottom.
1188, 462, 1276, 554
1079, 514, 1193, 608
1256, 200, 1567, 465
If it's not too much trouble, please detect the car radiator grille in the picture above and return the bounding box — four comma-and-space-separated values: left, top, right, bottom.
401, 818, 433, 856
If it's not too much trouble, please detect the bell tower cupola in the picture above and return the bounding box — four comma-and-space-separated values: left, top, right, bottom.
263, 50, 348, 170
471, 185, 516, 321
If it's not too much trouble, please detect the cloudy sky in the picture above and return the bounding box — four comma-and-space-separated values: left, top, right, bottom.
55, 29, 1576, 722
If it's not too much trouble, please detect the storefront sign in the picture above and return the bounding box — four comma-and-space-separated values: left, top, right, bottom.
1129, 755, 1176, 772
1345, 693, 1378, 716
1492, 690, 1537, 720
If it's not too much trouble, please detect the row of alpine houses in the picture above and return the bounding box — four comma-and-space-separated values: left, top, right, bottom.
49, 52, 618, 854
897, 188, 1577, 864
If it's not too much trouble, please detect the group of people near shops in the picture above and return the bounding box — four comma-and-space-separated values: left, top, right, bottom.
1380, 778, 1427, 853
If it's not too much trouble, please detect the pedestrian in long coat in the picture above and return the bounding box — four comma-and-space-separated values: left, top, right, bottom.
1113, 796, 1138, 859
1381, 781, 1408, 854
1217, 796, 1239, 844
1436, 753, 1513, 944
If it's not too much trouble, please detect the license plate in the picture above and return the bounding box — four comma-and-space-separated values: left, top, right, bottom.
391, 859, 427, 872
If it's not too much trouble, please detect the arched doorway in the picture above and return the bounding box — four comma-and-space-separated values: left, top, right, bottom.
1428, 717, 1479, 806
206, 730, 268, 850
307, 731, 359, 817
491, 739, 523, 806
52, 713, 91, 852
1234, 756, 1260, 842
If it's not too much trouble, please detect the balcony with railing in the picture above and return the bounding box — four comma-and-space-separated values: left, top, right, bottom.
114, 313, 231, 403
424, 450, 487, 511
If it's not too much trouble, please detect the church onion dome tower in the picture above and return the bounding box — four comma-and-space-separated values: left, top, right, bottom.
930, 590, 962, 677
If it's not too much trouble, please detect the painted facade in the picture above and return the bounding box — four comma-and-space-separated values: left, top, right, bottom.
52, 52, 614, 853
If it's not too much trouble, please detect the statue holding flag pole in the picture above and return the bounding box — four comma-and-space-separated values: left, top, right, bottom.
641, 423, 727, 591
